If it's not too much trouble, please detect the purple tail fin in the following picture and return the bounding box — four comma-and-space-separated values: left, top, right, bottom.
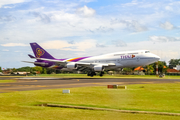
30, 42, 54, 59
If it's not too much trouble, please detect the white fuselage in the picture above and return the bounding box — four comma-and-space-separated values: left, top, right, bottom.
71, 50, 160, 70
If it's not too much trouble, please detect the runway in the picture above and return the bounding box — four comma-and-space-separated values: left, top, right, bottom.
0, 77, 180, 93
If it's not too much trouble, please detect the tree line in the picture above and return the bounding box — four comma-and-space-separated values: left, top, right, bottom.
0, 66, 62, 74
122, 61, 167, 75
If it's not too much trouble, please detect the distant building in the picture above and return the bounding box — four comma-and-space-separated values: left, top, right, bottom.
166, 69, 180, 73
2, 70, 11, 75
133, 66, 145, 75
134, 66, 144, 71
13, 72, 30, 75
173, 65, 180, 71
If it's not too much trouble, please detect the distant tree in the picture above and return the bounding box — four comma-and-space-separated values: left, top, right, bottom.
17, 66, 31, 72
150, 61, 168, 74
55, 69, 61, 74
169, 59, 180, 67
12, 68, 17, 72
46, 68, 54, 74
32, 66, 43, 73
146, 65, 154, 75
41, 68, 47, 74
0, 67, 2, 72
123, 68, 133, 75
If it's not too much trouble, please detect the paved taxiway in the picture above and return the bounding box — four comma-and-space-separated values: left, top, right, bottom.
0, 77, 180, 93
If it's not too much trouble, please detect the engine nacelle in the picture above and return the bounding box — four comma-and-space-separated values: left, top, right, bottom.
93, 65, 104, 71
34, 62, 48, 66
66, 62, 77, 69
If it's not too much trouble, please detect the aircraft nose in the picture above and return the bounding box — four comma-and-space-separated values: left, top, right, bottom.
154, 55, 160, 61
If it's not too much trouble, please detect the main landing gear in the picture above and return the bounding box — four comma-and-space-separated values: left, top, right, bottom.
87, 71, 96, 77
100, 71, 104, 77
87, 71, 104, 77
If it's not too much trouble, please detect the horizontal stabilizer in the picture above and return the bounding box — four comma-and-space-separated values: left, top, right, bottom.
30, 57, 65, 63
22, 61, 48, 66
28, 54, 35, 58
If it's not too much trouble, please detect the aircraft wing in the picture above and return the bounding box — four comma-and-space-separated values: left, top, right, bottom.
76, 62, 115, 67
30, 57, 116, 66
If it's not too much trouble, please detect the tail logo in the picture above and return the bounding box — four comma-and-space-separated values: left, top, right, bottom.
132, 54, 135, 58
36, 48, 45, 58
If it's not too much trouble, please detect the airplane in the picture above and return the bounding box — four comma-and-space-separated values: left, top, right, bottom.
23, 42, 160, 77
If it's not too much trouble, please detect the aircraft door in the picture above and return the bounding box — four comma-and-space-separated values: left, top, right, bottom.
117, 58, 121, 63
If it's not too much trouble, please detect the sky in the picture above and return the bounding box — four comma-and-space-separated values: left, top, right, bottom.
1, 0, 180, 68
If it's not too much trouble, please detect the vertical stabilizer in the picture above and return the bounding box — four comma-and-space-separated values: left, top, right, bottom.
30, 42, 54, 59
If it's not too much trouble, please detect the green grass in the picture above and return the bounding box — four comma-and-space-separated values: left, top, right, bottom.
0, 80, 16, 83
1, 73, 180, 79
0, 83, 180, 119
36, 73, 180, 79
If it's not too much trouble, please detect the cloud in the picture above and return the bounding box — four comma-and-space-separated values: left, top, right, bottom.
96, 26, 113, 33
31, 12, 51, 24
0, 15, 16, 22
76, 5, 95, 17
149, 36, 180, 42
2, 49, 9, 51
112, 40, 127, 47
68, 40, 75, 44
0, 0, 25, 8
88, 26, 114, 33
160, 21, 175, 30
79, 0, 96, 3
96, 43, 106, 48
165, 6, 173, 11
3, 6, 13, 9
111, 19, 148, 32
41, 40, 96, 51
128, 21, 148, 32
121, 0, 139, 7
1, 43, 28, 47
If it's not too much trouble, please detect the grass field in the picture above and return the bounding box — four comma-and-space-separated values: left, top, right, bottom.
1, 73, 180, 79
0, 83, 180, 119
36, 73, 180, 79
0, 80, 15, 83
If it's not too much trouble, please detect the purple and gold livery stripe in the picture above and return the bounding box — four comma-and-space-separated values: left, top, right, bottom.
66, 57, 90, 62
52, 65, 63, 69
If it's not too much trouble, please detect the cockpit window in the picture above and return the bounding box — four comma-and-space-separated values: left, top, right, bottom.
145, 51, 150, 53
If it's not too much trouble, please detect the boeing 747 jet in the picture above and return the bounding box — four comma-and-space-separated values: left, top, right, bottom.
23, 42, 160, 76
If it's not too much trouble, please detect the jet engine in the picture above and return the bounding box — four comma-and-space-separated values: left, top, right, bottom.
93, 65, 104, 71
34, 62, 48, 67
66, 62, 77, 69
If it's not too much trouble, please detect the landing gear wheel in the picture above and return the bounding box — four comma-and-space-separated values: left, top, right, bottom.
87, 71, 96, 77
87, 72, 91, 76
100, 71, 104, 77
